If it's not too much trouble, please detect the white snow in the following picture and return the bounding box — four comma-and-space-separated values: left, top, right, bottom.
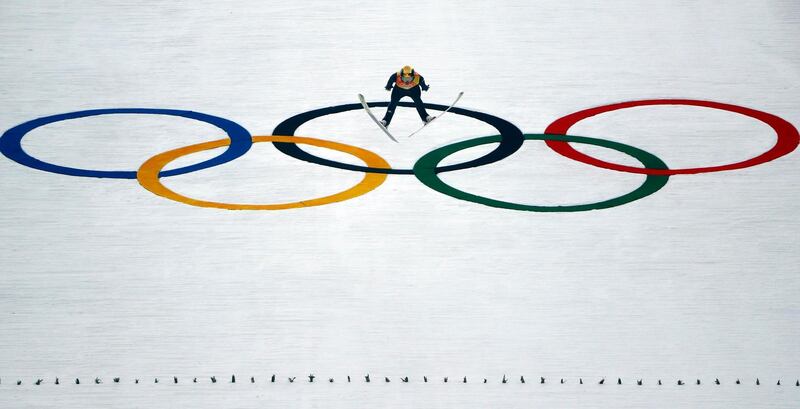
1, 0, 798, 407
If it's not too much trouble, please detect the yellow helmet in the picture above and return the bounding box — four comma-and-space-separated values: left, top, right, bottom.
401, 65, 415, 76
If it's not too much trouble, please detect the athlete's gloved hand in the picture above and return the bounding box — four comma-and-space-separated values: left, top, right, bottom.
422, 85, 430, 91
385, 86, 392, 91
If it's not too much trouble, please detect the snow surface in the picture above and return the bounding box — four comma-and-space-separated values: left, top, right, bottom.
0, 0, 798, 407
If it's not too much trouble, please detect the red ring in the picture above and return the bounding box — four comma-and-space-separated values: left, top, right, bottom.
544, 99, 799, 175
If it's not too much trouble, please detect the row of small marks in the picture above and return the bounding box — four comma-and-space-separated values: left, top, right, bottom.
2, 376, 797, 386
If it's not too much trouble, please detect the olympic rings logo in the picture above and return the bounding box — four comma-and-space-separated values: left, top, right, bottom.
1, 99, 797, 212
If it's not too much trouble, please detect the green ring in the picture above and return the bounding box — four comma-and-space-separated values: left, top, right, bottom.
413, 134, 670, 212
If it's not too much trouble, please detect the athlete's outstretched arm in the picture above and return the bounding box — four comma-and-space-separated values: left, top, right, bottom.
419, 75, 429, 91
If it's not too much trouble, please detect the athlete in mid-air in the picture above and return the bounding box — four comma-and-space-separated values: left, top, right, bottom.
380, 65, 433, 127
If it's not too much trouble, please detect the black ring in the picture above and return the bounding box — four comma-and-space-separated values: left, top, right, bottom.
271, 101, 524, 174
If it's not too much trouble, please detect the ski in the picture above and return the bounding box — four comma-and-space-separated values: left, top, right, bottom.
407, 91, 464, 138
358, 94, 398, 143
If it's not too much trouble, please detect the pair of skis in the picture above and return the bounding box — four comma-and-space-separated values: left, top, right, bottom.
358, 92, 464, 143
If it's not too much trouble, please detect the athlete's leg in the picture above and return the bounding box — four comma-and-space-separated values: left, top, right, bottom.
382, 89, 403, 125
409, 88, 431, 121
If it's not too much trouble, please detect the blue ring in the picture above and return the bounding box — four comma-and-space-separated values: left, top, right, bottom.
0, 108, 252, 179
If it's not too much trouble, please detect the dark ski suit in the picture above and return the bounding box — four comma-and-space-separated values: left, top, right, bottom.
381, 73, 430, 125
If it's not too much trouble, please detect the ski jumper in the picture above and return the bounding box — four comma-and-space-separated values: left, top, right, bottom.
381, 71, 431, 125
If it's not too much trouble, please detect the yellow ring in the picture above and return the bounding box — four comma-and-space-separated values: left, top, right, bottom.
137, 135, 390, 210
